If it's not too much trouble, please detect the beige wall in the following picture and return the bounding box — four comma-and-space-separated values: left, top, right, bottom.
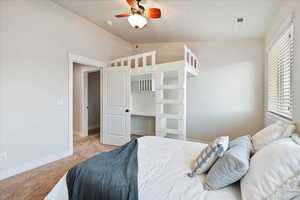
133, 40, 265, 141
265, 0, 300, 132
133, 43, 185, 63
0, 0, 132, 178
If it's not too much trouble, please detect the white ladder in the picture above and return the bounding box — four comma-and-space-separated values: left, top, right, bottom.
155, 68, 187, 140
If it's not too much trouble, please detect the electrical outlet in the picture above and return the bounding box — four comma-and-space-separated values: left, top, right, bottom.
0, 152, 7, 161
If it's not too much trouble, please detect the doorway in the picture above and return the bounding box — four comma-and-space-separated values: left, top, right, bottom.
68, 54, 105, 154
69, 54, 132, 152
73, 63, 101, 138
87, 71, 101, 136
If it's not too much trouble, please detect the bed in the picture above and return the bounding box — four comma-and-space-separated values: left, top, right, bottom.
45, 136, 241, 200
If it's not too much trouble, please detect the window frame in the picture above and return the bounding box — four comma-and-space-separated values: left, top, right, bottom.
266, 18, 295, 121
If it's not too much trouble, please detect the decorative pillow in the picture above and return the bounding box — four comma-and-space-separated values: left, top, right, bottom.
203, 135, 253, 190
241, 138, 300, 200
187, 136, 229, 177
252, 121, 295, 152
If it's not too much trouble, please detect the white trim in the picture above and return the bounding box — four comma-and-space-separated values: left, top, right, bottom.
69, 54, 106, 68
82, 71, 89, 137
266, 13, 295, 52
68, 54, 106, 154
266, 111, 293, 124
0, 151, 72, 181
81, 69, 100, 137
100, 68, 104, 144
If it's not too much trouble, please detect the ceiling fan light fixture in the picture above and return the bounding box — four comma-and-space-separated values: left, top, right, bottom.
128, 14, 148, 29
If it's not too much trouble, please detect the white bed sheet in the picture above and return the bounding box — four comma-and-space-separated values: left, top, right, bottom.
45, 136, 241, 200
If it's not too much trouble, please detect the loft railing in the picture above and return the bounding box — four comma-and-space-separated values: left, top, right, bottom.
108, 45, 199, 76
108, 51, 156, 69
184, 45, 199, 74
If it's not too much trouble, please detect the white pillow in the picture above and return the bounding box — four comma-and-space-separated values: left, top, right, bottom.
241, 138, 300, 200
252, 121, 295, 152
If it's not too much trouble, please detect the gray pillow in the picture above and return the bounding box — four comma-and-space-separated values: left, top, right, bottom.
203, 135, 253, 190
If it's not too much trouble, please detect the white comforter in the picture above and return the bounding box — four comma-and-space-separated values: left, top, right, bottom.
45, 136, 241, 200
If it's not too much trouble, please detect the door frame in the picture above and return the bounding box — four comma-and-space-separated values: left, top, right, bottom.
68, 53, 106, 155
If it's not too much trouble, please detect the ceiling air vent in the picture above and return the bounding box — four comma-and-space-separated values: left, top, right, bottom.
237, 17, 245, 23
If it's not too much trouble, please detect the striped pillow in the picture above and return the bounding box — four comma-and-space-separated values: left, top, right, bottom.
188, 136, 229, 177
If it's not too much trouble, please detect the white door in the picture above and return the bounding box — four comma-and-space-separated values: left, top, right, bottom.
102, 67, 131, 146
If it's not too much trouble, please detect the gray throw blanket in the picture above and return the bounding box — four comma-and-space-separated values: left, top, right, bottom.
66, 139, 138, 200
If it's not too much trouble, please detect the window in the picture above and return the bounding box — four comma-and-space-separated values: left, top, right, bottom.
268, 24, 294, 120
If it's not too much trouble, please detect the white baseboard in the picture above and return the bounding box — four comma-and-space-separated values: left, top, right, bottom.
0, 151, 72, 181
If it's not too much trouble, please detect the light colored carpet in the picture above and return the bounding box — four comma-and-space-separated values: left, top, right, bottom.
0, 135, 116, 200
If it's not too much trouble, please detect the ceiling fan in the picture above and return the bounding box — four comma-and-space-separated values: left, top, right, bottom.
115, 0, 161, 29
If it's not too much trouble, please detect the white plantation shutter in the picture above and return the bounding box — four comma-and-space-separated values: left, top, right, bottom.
268, 24, 294, 120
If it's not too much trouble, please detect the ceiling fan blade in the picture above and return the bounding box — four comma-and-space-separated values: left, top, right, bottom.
145, 8, 161, 18
115, 13, 131, 18
126, 0, 138, 8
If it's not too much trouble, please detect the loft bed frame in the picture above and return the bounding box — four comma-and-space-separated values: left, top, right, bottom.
108, 45, 199, 140
108, 45, 199, 77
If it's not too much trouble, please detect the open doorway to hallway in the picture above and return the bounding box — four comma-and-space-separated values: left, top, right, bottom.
73, 63, 101, 139
87, 71, 101, 136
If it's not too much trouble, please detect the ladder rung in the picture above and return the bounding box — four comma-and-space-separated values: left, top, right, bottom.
160, 114, 183, 119
166, 129, 184, 135
159, 100, 183, 104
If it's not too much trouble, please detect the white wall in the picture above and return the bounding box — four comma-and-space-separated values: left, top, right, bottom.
130, 77, 156, 136
133, 40, 265, 141
131, 80, 156, 116
265, 0, 300, 132
88, 71, 100, 130
0, 0, 132, 178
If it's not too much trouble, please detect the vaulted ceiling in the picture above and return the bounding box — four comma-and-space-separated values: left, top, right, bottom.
51, 0, 281, 43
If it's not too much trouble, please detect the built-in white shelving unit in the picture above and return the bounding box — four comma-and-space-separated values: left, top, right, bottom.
108, 45, 199, 140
